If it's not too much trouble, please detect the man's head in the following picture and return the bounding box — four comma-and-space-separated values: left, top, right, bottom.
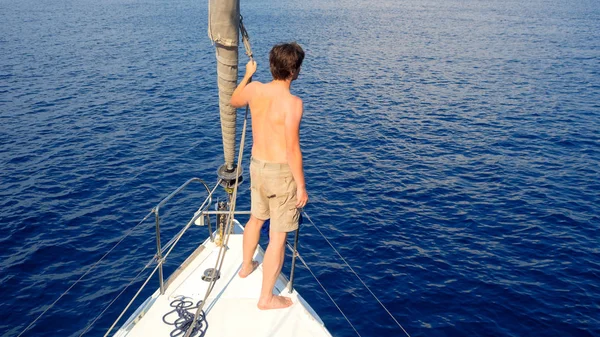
269, 42, 305, 81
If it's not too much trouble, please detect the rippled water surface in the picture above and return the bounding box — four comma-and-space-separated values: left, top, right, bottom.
1, 0, 599, 336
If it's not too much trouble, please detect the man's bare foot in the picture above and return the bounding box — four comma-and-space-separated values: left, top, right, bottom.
257, 295, 293, 310
238, 260, 259, 278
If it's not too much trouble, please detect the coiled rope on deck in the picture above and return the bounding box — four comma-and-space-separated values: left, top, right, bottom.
163, 298, 207, 337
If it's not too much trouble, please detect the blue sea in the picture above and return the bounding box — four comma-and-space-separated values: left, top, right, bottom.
1, 0, 599, 336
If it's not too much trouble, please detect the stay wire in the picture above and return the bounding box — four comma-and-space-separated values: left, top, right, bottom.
17, 211, 154, 337
294, 251, 362, 337
303, 212, 412, 337
79, 258, 153, 336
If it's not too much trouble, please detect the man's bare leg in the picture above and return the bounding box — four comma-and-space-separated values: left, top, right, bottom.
258, 230, 292, 310
239, 215, 264, 278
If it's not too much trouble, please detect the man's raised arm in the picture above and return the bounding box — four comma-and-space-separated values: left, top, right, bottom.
230, 60, 257, 108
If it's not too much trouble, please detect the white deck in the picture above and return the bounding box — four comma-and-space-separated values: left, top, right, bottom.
115, 222, 332, 337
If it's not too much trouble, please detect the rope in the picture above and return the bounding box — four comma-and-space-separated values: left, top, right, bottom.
239, 15, 253, 59
17, 211, 154, 337
302, 212, 412, 337
163, 298, 207, 337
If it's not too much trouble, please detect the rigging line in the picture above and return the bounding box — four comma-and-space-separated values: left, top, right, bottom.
303, 212, 412, 337
184, 104, 250, 337
103, 262, 162, 337
213, 104, 250, 288
206, 109, 247, 296
295, 253, 362, 337
79, 259, 151, 336
17, 211, 154, 337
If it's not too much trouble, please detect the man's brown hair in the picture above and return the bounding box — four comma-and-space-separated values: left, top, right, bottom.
269, 42, 305, 81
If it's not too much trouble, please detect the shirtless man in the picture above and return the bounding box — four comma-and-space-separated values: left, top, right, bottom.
230, 42, 308, 310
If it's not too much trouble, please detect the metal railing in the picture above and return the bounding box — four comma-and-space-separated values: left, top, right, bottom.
104, 178, 219, 336
105, 177, 303, 336
151, 178, 303, 297
153, 178, 215, 294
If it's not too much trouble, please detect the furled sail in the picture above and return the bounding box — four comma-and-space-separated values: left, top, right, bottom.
208, 0, 240, 171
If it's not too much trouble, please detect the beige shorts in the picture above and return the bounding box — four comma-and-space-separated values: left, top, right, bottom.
250, 157, 300, 233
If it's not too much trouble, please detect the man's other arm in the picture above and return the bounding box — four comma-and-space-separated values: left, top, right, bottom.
285, 97, 308, 208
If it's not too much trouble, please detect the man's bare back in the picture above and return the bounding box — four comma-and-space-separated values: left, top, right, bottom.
246, 81, 302, 163
230, 59, 306, 200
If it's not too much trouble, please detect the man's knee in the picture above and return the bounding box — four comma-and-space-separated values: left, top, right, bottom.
268, 230, 288, 245
247, 215, 265, 229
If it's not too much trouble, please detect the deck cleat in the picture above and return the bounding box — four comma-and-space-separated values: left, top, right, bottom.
201, 268, 220, 282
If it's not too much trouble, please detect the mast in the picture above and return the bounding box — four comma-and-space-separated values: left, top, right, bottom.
208, 0, 242, 188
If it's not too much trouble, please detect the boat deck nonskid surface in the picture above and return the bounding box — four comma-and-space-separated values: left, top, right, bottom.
116, 225, 332, 337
